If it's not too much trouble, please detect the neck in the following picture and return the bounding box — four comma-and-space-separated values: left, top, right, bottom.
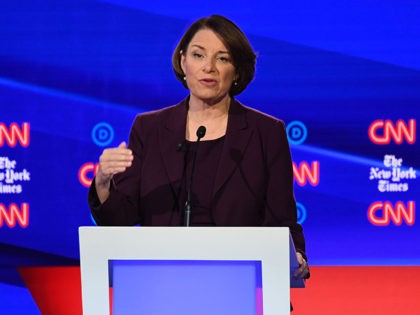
188, 95, 231, 123
186, 96, 231, 141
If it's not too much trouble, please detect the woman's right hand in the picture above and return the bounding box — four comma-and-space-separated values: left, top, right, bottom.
95, 141, 133, 203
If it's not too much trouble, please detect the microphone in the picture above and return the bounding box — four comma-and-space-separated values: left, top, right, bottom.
184, 125, 206, 226
196, 125, 206, 139
176, 141, 187, 152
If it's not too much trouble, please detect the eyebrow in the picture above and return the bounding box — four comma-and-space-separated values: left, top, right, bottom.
190, 44, 230, 54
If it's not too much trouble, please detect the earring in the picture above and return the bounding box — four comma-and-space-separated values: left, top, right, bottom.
234, 81, 238, 86
183, 76, 186, 81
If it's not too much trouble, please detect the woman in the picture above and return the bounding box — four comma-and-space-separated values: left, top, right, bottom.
88, 14, 309, 279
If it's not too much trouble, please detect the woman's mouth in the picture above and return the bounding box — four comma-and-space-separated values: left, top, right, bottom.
199, 78, 217, 87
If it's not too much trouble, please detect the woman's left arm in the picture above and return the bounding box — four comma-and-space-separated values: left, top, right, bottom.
263, 119, 309, 278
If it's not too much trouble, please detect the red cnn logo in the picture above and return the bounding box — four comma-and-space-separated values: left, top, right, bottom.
78, 162, 98, 188
368, 119, 416, 145
0, 203, 29, 228
293, 161, 320, 186
0, 122, 30, 147
368, 201, 415, 226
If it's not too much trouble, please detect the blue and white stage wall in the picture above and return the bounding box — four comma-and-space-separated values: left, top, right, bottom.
1, 1, 419, 313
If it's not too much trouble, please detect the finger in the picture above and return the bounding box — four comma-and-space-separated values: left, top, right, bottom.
101, 160, 133, 169
106, 166, 130, 176
101, 148, 133, 162
296, 252, 304, 264
295, 262, 309, 278
100, 160, 132, 174
104, 145, 132, 155
294, 268, 304, 278
116, 142, 133, 157
294, 265, 304, 277
294, 253, 308, 278
101, 154, 133, 165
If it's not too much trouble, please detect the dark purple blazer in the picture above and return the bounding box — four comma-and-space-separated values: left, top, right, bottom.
89, 98, 307, 257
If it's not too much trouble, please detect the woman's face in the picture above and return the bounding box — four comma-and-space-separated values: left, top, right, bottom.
181, 29, 236, 105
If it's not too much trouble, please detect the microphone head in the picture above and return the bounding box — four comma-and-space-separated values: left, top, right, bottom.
196, 126, 206, 139
176, 141, 186, 152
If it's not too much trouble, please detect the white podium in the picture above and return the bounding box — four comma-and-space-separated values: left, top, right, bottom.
79, 227, 304, 315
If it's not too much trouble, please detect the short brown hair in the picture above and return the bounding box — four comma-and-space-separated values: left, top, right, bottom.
172, 15, 257, 96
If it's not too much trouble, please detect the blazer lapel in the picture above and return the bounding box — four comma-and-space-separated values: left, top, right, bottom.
211, 99, 253, 198
158, 98, 253, 204
158, 99, 188, 186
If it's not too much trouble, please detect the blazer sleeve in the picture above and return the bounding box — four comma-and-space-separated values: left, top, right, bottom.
88, 115, 144, 226
262, 119, 307, 260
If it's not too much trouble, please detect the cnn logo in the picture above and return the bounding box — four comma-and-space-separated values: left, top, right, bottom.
368, 201, 415, 226
0, 203, 29, 228
368, 119, 416, 145
78, 162, 98, 187
293, 161, 320, 186
0, 122, 30, 147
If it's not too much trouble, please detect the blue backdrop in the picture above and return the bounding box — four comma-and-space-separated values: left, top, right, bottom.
1, 0, 419, 313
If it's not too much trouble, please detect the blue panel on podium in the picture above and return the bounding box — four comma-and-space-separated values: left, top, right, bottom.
111, 260, 262, 315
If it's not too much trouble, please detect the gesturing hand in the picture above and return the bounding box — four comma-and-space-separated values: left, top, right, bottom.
95, 141, 133, 202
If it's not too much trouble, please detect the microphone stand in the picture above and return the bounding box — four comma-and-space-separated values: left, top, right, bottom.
184, 126, 206, 226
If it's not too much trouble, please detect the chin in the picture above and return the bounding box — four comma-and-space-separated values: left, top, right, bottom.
196, 93, 227, 104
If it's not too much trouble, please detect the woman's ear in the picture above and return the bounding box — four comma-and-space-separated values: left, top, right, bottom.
180, 50, 186, 74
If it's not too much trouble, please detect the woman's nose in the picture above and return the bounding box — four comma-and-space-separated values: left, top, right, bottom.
202, 58, 216, 73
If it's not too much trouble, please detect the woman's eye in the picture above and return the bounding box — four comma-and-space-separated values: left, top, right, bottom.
217, 56, 230, 63
193, 53, 203, 59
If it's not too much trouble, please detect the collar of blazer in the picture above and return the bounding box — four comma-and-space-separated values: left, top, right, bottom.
158, 96, 253, 199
